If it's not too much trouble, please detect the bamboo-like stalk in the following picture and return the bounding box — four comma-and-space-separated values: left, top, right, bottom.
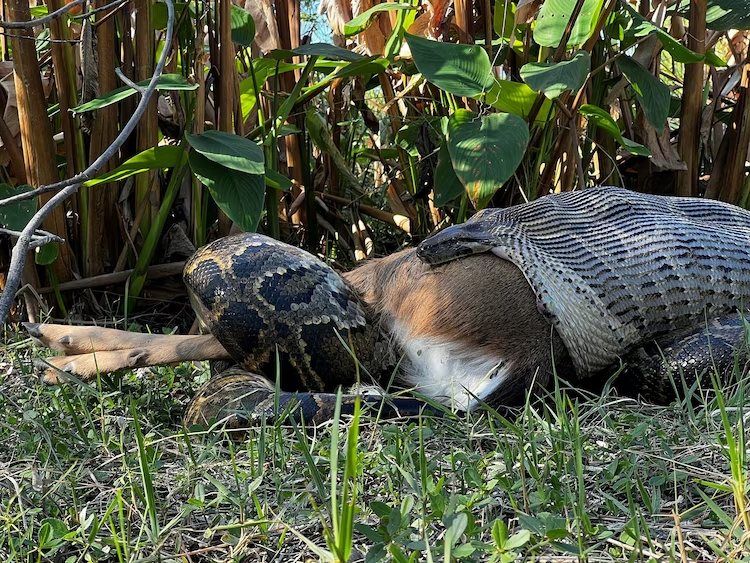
47, 0, 87, 265
7, 0, 74, 283
676, 1, 706, 198
216, 0, 234, 236
274, 0, 305, 231
705, 64, 750, 204
134, 0, 158, 234
86, 0, 121, 276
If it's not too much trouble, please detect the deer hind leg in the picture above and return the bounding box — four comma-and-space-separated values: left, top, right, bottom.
25, 323, 231, 383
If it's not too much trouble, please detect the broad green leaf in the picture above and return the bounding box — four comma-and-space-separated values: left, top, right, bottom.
706, 0, 750, 31
405, 34, 495, 98
35, 243, 59, 266
186, 130, 264, 175
239, 78, 258, 121
504, 529, 531, 550
447, 110, 529, 207
629, 10, 703, 63
72, 75, 198, 113
344, 3, 415, 36
230, 4, 255, 46
0, 184, 35, 230
484, 79, 550, 119
331, 56, 389, 80
534, 0, 605, 47
520, 50, 590, 99
493, 0, 516, 42
616, 55, 670, 130
265, 168, 294, 191
579, 104, 650, 156
492, 519, 509, 547
188, 151, 264, 233
84, 146, 185, 187
433, 141, 465, 206
272, 43, 363, 61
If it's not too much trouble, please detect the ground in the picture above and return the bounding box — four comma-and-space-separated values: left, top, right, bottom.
1, 324, 749, 562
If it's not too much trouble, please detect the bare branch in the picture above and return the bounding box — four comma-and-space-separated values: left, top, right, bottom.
0, 0, 176, 326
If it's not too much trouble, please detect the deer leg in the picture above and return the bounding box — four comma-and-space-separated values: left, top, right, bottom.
25, 323, 231, 383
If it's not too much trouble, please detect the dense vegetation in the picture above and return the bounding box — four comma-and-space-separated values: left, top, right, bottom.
0, 0, 749, 561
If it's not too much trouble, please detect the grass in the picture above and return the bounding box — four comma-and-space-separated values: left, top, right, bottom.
1, 329, 750, 562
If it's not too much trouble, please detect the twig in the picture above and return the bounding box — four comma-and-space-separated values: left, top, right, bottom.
0, 0, 86, 29
0, 0, 175, 326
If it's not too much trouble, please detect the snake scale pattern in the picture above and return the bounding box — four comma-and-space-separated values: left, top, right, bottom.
184, 187, 750, 428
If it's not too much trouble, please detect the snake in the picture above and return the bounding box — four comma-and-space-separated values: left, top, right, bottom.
183, 187, 750, 429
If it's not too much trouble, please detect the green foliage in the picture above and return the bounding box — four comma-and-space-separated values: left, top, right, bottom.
447, 110, 529, 207
534, 0, 605, 47
520, 50, 591, 99
616, 55, 671, 130
343, 3, 416, 36
406, 33, 496, 98
0, 184, 35, 230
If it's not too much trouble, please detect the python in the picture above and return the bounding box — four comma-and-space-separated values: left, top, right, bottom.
27, 187, 750, 427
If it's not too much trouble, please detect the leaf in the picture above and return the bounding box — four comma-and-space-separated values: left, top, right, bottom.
504, 529, 531, 550
188, 152, 265, 233
71, 75, 199, 113
35, 243, 59, 266
493, 0, 516, 42
186, 130, 264, 175
616, 55, 670, 130
84, 146, 185, 187
230, 3, 255, 46
433, 140, 465, 206
405, 34, 495, 98
447, 110, 529, 207
331, 56, 389, 80
492, 519, 509, 547
272, 43, 364, 61
578, 104, 650, 156
0, 184, 35, 230
628, 10, 703, 64
484, 79, 551, 119
706, 0, 750, 31
520, 50, 590, 99
344, 3, 416, 36
534, 0, 605, 47
265, 168, 294, 191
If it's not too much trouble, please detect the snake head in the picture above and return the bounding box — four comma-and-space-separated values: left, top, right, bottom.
183, 233, 381, 392
417, 215, 500, 265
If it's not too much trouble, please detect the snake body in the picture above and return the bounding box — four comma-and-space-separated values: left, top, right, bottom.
184, 187, 750, 427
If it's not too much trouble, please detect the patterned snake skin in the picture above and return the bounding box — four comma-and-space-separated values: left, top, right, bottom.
184, 187, 750, 428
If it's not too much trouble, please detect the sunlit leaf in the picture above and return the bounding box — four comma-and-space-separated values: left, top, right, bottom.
706, 0, 750, 31
272, 43, 363, 61
579, 104, 650, 156
72, 75, 198, 113
534, 0, 605, 47
484, 79, 550, 119
447, 110, 529, 208
520, 50, 590, 98
186, 130, 264, 175
84, 146, 185, 187
629, 10, 703, 63
230, 3, 255, 46
405, 34, 495, 98
344, 3, 415, 36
